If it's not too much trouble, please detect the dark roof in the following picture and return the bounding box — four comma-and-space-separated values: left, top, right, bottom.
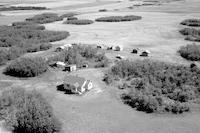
64, 75, 86, 87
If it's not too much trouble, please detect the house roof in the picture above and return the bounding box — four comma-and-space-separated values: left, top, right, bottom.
64, 75, 86, 87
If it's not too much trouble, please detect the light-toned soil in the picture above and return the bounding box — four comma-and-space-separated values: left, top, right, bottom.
0, 0, 200, 133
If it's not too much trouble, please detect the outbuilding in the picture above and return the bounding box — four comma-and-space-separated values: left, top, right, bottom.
114, 45, 123, 51
64, 64, 77, 72
64, 75, 93, 94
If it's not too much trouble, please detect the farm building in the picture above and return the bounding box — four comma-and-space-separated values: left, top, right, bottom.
116, 55, 124, 59
64, 64, 77, 72
114, 45, 123, 51
132, 48, 138, 54
140, 50, 150, 57
64, 75, 93, 94
56, 61, 66, 68
107, 46, 113, 50
55, 44, 72, 52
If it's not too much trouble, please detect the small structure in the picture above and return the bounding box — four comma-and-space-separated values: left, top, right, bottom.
107, 46, 113, 50
132, 48, 138, 54
64, 64, 77, 72
82, 64, 89, 68
97, 45, 102, 49
116, 55, 124, 59
55, 44, 72, 52
114, 45, 123, 51
140, 50, 150, 57
56, 61, 66, 68
64, 75, 93, 94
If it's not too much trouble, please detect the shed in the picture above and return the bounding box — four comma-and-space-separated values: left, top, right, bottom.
132, 48, 138, 54
140, 51, 149, 57
64, 75, 93, 94
65, 64, 77, 72
114, 45, 123, 51
56, 61, 66, 67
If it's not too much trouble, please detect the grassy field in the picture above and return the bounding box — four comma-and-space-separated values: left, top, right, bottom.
0, 0, 200, 133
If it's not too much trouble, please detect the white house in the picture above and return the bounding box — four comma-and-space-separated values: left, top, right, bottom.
64, 75, 93, 94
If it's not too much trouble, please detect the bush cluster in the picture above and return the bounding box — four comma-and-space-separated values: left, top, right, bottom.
60, 13, 77, 19
181, 19, 200, 27
64, 19, 94, 25
4, 57, 48, 77
0, 88, 61, 133
0, 6, 47, 11
179, 28, 200, 42
95, 15, 142, 22
0, 47, 24, 65
178, 44, 200, 61
26, 13, 63, 24
104, 60, 200, 114
49, 44, 109, 67
12, 21, 45, 30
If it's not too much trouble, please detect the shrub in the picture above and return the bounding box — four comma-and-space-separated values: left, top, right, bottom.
4, 57, 48, 77
181, 19, 200, 27
178, 44, 200, 61
0, 6, 47, 11
67, 17, 78, 21
99, 9, 107, 12
12, 21, 45, 30
0, 88, 61, 133
106, 60, 200, 113
179, 28, 200, 42
26, 13, 63, 24
60, 13, 77, 19
0, 26, 69, 48
95, 15, 142, 22
64, 19, 94, 25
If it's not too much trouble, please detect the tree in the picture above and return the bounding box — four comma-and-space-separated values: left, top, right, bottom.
0, 88, 62, 133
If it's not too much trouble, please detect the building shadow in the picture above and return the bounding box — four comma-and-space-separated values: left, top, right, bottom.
56, 84, 74, 95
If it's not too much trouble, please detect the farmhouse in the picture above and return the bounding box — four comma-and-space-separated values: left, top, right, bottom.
64, 64, 77, 72
64, 75, 93, 94
56, 61, 66, 68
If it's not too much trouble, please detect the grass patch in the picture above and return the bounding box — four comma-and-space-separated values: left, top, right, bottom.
95, 15, 142, 22
4, 57, 48, 77
63, 19, 94, 25
181, 19, 200, 27
178, 44, 200, 61
179, 28, 200, 42
104, 60, 200, 114
26, 13, 63, 24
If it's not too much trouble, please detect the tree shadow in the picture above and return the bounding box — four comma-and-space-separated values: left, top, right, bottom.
56, 84, 74, 95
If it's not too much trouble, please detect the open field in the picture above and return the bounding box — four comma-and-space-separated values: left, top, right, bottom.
0, 0, 200, 133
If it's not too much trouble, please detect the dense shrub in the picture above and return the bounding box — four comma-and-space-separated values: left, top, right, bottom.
178, 44, 200, 61
12, 21, 45, 30
179, 28, 200, 42
64, 19, 94, 25
0, 88, 61, 133
0, 6, 47, 11
0, 47, 24, 65
0, 26, 69, 48
95, 15, 142, 22
99, 9, 107, 12
60, 13, 77, 19
50, 44, 109, 67
4, 57, 48, 77
26, 43, 52, 53
181, 19, 200, 27
67, 17, 78, 21
26, 13, 63, 24
105, 60, 200, 113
